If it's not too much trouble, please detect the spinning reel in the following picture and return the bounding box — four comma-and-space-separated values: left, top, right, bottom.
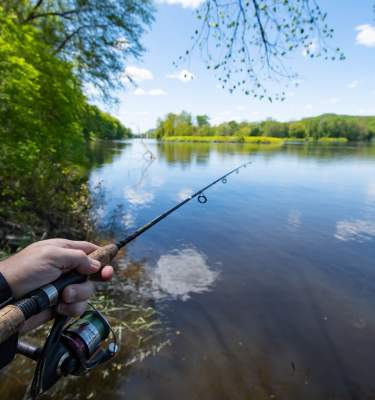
18, 309, 118, 398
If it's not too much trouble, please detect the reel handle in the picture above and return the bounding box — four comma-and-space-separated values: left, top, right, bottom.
0, 244, 118, 345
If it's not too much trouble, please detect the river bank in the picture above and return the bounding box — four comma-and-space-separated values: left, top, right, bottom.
161, 135, 349, 144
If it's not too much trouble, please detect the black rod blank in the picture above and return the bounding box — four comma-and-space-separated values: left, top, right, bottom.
115, 160, 251, 249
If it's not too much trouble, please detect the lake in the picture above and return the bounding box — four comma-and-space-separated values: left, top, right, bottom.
1, 139, 375, 399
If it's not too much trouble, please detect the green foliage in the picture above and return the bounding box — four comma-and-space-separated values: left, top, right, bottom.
83, 105, 132, 140
2, 0, 155, 97
155, 112, 375, 143
0, 6, 132, 250
196, 115, 210, 127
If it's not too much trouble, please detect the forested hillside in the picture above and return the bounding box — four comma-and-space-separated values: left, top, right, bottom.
154, 112, 375, 142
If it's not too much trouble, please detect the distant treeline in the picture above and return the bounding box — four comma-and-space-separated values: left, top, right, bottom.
83, 105, 132, 141
153, 112, 375, 142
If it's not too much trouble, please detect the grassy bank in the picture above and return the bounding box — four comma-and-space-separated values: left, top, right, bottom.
162, 136, 284, 144
317, 137, 348, 144
162, 136, 349, 145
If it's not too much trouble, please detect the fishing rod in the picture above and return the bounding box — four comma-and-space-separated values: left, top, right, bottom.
0, 160, 251, 397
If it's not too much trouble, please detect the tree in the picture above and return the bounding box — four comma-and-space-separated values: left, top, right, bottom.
289, 122, 307, 139
261, 119, 288, 138
196, 114, 210, 127
180, 0, 345, 100
3, 0, 155, 97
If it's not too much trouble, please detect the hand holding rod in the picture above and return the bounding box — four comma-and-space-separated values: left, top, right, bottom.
0, 244, 118, 345
0, 160, 251, 344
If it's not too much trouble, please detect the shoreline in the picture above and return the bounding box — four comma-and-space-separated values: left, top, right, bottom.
161, 136, 349, 145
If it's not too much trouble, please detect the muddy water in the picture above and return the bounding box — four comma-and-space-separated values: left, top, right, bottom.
1, 140, 375, 399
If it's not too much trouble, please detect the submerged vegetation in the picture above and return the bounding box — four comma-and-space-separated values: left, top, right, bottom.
154, 112, 375, 143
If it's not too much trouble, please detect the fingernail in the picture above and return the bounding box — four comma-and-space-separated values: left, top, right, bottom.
90, 259, 101, 270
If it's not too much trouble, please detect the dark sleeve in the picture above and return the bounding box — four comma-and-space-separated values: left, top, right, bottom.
0, 272, 18, 369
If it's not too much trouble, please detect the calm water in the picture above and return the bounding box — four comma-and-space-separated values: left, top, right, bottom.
2, 140, 375, 399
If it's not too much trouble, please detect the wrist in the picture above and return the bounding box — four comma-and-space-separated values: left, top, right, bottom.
0, 267, 14, 306
0, 259, 20, 299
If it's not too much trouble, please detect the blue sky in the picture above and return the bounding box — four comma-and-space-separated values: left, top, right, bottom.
102, 0, 375, 132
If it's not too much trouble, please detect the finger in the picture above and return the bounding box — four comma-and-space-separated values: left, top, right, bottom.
91, 265, 114, 282
62, 280, 95, 304
57, 301, 88, 317
30, 239, 99, 254
60, 240, 99, 255
101, 265, 114, 281
53, 248, 101, 275
21, 309, 54, 333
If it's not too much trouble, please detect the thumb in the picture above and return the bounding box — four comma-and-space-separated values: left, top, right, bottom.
53, 248, 101, 275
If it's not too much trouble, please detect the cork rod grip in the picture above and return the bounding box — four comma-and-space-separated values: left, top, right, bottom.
89, 244, 119, 266
0, 305, 25, 344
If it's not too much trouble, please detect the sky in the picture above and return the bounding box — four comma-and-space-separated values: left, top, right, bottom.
99, 0, 375, 132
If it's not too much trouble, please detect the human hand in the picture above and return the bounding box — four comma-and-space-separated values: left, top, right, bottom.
0, 239, 114, 331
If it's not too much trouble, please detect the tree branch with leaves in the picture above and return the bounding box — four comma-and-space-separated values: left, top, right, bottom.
179, 0, 345, 101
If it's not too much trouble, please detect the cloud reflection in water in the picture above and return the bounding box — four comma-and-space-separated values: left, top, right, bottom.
123, 186, 154, 206
150, 248, 219, 301
335, 219, 375, 242
177, 188, 194, 201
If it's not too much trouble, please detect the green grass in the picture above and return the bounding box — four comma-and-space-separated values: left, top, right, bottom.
162, 136, 350, 145
317, 137, 348, 144
162, 135, 284, 145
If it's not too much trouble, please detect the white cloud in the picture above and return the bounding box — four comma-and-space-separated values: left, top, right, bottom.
305, 104, 313, 110
356, 24, 375, 47
329, 97, 340, 104
166, 69, 195, 82
124, 66, 153, 82
347, 80, 360, 89
335, 219, 375, 242
149, 89, 167, 96
133, 88, 146, 95
133, 88, 167, 96
157, 0, 205, 8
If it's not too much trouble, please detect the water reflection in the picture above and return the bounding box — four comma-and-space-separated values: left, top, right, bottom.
149, 248, 219, 301
3, 140, 375, 400
156, 141, 375, 166
287, 209, 302, 232
335, 219, 375, 242
177, 188, 193, 201
123, 187, 155, 207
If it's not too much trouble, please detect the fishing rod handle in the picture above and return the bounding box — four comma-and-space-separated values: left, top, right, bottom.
0, 244, 118, 345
